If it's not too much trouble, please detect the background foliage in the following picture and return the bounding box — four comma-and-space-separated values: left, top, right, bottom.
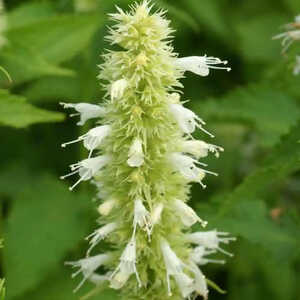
0, 0, 300, 300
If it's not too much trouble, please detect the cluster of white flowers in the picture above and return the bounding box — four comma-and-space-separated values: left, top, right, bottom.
273, 15, 300, 76
61, 2, 235, 298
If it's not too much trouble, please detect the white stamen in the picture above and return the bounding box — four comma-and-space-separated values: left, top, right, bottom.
173, 199, 207, 227
60, 102, 105, 126
133, 199, 152, 239
186, 230, 236, 256
127, 138, 144, 167
86, 223, 118, 256
61, 155, 110, 191
169, 103, 214, 137
62, 125, 111, 157
160, 239, 189, 297
191, 246, 225, 265
65, 254, 112, 292
169, 153, 218, 188
182, 140, 224, 159
110, 238, 141, 289
176, 55, 231, 77
189, 262, 209, 300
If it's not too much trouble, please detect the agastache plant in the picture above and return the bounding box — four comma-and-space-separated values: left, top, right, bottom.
61, 1, 235, 299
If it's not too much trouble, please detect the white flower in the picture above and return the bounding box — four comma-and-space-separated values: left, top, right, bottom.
61, 155, 110, 190
173, 199, 207, 227
127, 138, 144, 167
169, 103, 214, 137
191, 246, 225, 265
110, 78, 128, 101
133, 199, 152, 239
88, 273, 109, 285
65, 253, 112, 292
86, 222, 118, 256
160, 239, 192, 297
186, 229, 236, 256
176, 55, 231, 77
150, 203, 164, 225
174, 273, 195, 298
62, 125, 111, 157
273, 29, 300, 53
110, 238, 141, 289
182, 140, 224, 159
169, 153, 218, 188
60, 102, 105, 126
189, 262, 209, 300
293, 56, 300, 76
98, 198, 116, 216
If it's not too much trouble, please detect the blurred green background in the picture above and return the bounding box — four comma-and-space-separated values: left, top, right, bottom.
0, 0, 300, 299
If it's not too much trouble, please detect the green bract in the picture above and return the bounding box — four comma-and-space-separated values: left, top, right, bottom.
62, 1, 234, 299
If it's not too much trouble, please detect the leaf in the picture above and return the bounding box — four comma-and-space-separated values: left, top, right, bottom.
3, 173, 94, 299
209, 122, 300, 260
14, 267, 118, 300
0, 40, 74, 85
192, 83, 300, 147
234, 14, 285, 62
7, 1, 56, 30
0, 89, 64, 128
6, 14, 102, 65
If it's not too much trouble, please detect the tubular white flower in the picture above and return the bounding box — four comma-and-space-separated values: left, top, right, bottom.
61, 155, 110, 191
98, 198, 116, 216
62, 125, 111, 157
169, 153, 218, 188
191, 246, 225, 265
110, 78, 128, 101
174, 273, 195, 298
150, 203, 164, 225
189, 262, 209, 300
89, 273, 109, 285
293, 56, 300, 76
110, 238, 141, 289
173, 199, 207, 227
186, 230, 236, 256
65, 253, 112, 292
133, 199, 152, 239
169, 103, 214, 137
160, 239, 189, 296
182, 140, 224, 159
176, 55, 231, 77
127, 138, 144, 167
86, 222, 118, 256
60, 102, 106, 126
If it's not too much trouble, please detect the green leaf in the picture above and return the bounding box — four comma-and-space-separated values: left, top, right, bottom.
3, 173, 94, 299
7, 1, 56, 30
234, 14, 285, 62
6, 14, 102, 65
14, 267, 118, 300
0, 89, 64, 128
192, 83, 300, 147
210, 122, 300, 260
0, 40, 74, 85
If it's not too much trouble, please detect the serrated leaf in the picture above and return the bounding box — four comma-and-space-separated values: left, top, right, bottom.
192, 84, 300, 147
209, 122, 300, 260
0, 89, 64, 128
6, 14, 102, 65
3, 173, 94, 299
